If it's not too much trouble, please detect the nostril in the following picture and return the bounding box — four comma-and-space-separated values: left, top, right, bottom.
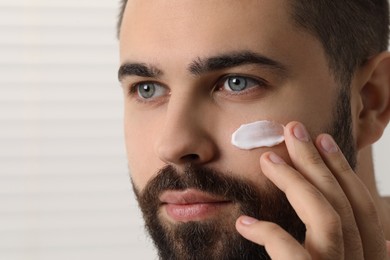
181, 154, 200, 163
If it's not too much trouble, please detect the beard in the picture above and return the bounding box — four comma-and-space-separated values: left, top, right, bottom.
133, 165, 305, 260
132, 87, 357, 260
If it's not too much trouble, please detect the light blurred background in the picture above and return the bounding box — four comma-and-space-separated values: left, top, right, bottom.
0, 1, 388, 259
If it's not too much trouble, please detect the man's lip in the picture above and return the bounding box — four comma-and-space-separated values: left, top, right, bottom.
159, 189, 229, 204
159, 189, 232, 222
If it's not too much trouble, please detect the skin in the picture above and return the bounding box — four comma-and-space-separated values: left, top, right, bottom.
119, 0, 390, 258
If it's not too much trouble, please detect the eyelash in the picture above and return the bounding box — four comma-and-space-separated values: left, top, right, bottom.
215, 74, 269, 95
127, 74, 269, 102
127, 81, 168, 104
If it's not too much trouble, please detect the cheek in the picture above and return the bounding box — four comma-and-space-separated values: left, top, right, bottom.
221, 139, 291, 188
214, 88, 333, 187
124, 113, 162, 190
214, 117, 287, 188
268, 83, 336, 136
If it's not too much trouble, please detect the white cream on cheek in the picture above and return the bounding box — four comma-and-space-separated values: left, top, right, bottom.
231, 120, 285, 150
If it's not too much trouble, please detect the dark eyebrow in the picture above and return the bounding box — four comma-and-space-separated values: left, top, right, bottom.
188, 51, 287, 76
118, 63, 162, 81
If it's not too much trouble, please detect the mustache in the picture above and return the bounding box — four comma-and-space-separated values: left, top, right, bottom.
133, 163, 306, 248
134, 164, 261, 204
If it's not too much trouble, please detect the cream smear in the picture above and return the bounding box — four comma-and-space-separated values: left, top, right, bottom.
231, 120, 285, 150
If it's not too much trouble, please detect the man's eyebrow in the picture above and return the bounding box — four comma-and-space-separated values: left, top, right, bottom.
188, 51, 287, 76
118, 63, 162, 81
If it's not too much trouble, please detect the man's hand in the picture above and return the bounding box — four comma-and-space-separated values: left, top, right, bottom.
235, 121, 388, 259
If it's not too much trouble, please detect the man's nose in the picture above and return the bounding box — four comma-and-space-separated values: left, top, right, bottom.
155, 95, 218, 166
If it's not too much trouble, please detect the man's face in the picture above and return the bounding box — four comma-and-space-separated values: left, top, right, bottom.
119, 0, 352, 259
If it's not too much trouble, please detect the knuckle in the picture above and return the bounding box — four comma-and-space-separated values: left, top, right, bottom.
318, 209, 342, 234
307, 213, 344, 259
321, 214, 344, 256
303, 151, 324, 166
337, 159, 352, 175
362, 200, 379, 220
341, 223, 361, 246
304, 185, 325, 201
264, 222, 283, 234
320, 172, 338, 187
334, 198, 353, 216
285, 249, 312, 260
324, 213, 342, 231
364, 234, 388, 259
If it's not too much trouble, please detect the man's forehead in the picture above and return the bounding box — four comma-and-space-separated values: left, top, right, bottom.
122, 0, 292, 31
124, 0, 287, 10
120, 0, 297, 56
119, 0, 327, 81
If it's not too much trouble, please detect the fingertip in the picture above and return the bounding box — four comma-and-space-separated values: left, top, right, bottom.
386, 240, 390, 257
235, 215, 258, 234
259, 152, 270, 167
260, 152, 286, 165
284, 121, 312, 144
283, 121, 297, 136
239, 215, 258, 225
317, 134, 339, 154
269, 152, 286, 164
292, 122, 310, 142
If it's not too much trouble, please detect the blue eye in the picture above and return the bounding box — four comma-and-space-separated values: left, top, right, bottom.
222, 76, 261, 92
135, 82, 167, 100
138, 83, 155, 99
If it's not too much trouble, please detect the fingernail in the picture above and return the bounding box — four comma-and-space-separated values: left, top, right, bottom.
320, 135, 339, 153
293, 123, 310, 142
240, 216, 258, 225
268, 152, 285, 164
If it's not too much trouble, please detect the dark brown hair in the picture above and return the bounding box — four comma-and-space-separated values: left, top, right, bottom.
117, 0, 389, 86
290, 0, 389, 86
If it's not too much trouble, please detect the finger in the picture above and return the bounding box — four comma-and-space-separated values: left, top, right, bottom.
386, 240, 390, 258
260, 151, 344, 259
316, 133, 387, 260
236, 216, 311, 260
283, 122, 363, 258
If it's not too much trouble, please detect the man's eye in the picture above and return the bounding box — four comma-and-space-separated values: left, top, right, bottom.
222, 76, 264, 92
133, 82, 167, 100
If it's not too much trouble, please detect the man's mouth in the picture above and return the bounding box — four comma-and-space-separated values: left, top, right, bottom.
159, 189, 232, 222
